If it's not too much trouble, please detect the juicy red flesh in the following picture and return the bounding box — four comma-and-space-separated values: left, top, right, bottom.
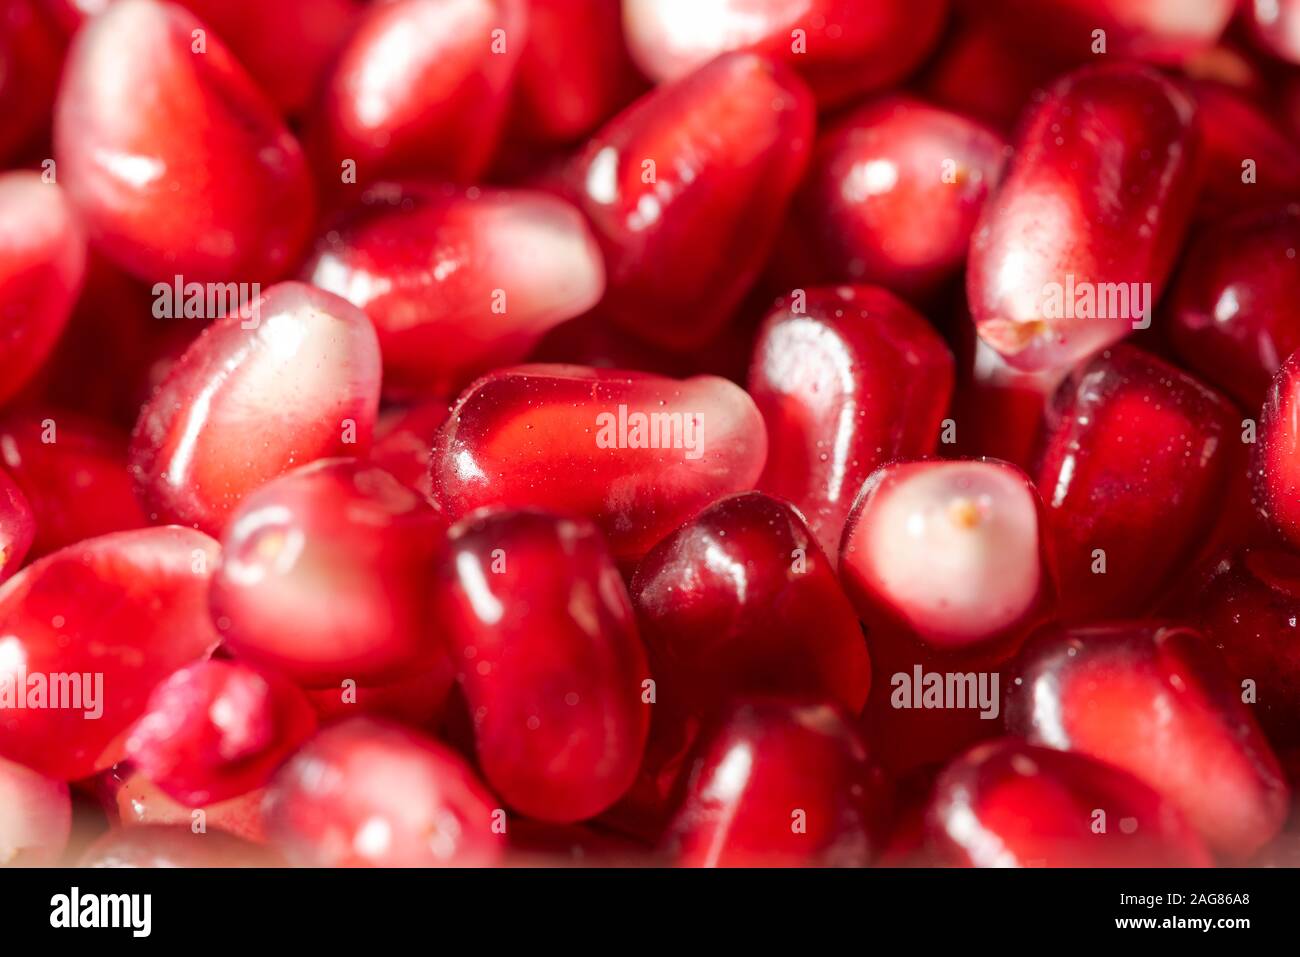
436, 509, 650, 822
1035, 346, 1238, 620
554, 52, 815, 349
1254, 351, 1300, 550
0, 0, 65, 163
124, 659, 316, 806
1006, 622, 1290, 857
747, 286, 954, 560
0, 470, 34, 583
263, 718, 503, 867
210, 459, 448, 687
432, 365, 767, 562
928, 740, 1212, 867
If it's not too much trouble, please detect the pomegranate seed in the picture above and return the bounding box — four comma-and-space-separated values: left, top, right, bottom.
1036, 345, 1238, 619
841, 459, 1050, 650
632, 491, 871, 715
130, 281, 382, 535
554, 52, 814, 349
124, 660, 315, 807
305, 183, 605, 400
512, 0, 644, 144
1246, 0, 1300, 63
211, 459, 447, 686
0, 408, 146, 557
432, 364, 767, 562
0, 173, 86, 408
307, 0, 526, 196
0, 470, 33, 584
747, 286, 954, 560
774, 97, 1007, 299
622, 0, 946, 109
0, 754, 70, 866
436, 509, 650, 822
370, 401, 452, 501
0, 0, 64, 163
661, 699, 880, 867
928, 740, 1212, 867
305, 665, 455, 731
80, 824, 280, 867
263, 717, 504, 867
1169, 205, 1300, 407
967, 64, 1200, 372
1006, 622, 1291, 857
1191, 83, 1300, 220
1254, 349, 1300, 549
109, 766, 267, 843
0, 527, 221, 781
1193, 546, 1300, 749
54, 0, 315, 283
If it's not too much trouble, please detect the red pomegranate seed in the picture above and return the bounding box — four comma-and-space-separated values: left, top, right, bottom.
211, 459, 447, 687
1169, 205, 1300, 407
124, 660, 316, 807
512, 0, 644, 144
304, 665, 455, 731
175, 0, 361, 115
841, 459, 1050, 650
1191, 83, 1300, 220
109, 766, 267, 844
80, 824, 280, 867
307, 0, 525, 196
0, 173, 86, 410
967, 64, 1200, 372
747, 286, 954, 560
622, 0, 946, 109
928, 740, 1212, 868
0, 527, 221, 781
774, 96, 1007, 298
0, 0, 64, 163
631, 491, 871, 715
1254, 349, 1300, 549
0, 754, 70, 866
661, 699, 880, 867
432, 364, 767, 561
1006, 622, 1291, 857
436, 509, 650, 822
1035, 345, 1238, 619
130, 281, 382, 535
263, 717, 504, 867
0, 408, 146, 557
305, 183, 605, 400
1246, 0, 1300, 63
1193, 546, 1300, 748
0, 470, 33, 584
54, 0, 315, 283
370, 400, 452, 501
554, 52, 814, 349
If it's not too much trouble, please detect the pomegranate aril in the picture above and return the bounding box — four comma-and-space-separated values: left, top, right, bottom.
80, 824, 280, 867
632, 491, 870, 715
0, 527, 221, 781
54, 0, 315, 283
967, 64, 1201, 372
436, 509, 650, 822
0, 0, 64, 163
554, 52, 814, 349
305, 183, 605, 400
774, 97, 1007, 299
432, 364, 766, 562
1036, 345, 1238, 619
263, 717, 503, 867
307, 0, 525, 196
370, 401, 452, 502
622, 0, 946, 109
0, 408, 146, 557
109, 766, 267, 844
0, 470, 33, 584
305, 666, 455, 731
130, 281, 382, 535
1005, 622, 1290, 857
1254, 349, 1300, 549
1246, 0, 1300, 64
747, 286, 954, 560
1191, 83, 1300, 220
124, 660, 315, 807
841, 459, 1050, 651
928, 740, 1212, 868
0, 754, 70, 866
1169, 205, 1300, 408
0, 173, 86, 409
211, 459, 447, 687
661, 699, 880, 867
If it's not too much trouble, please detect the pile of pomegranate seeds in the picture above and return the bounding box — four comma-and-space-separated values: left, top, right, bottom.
3, 0, 1300, 871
